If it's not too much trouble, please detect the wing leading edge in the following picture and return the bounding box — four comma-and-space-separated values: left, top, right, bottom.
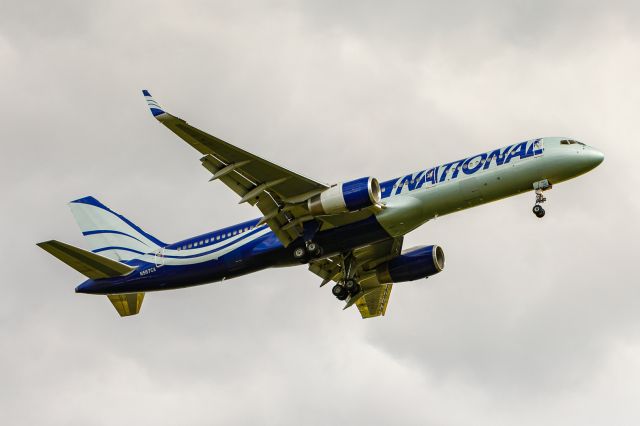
142, 90, 328, 247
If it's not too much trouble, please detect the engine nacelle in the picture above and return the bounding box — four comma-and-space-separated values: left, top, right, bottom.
308, 177, 381, 216
376, 245, 445, 283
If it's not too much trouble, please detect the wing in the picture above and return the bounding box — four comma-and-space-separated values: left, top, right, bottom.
142, 90, 328, 246
309, 237, 403, 319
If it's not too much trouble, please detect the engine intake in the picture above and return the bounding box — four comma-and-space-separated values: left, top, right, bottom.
308, 177, 381, 216
376, 245, 445, 283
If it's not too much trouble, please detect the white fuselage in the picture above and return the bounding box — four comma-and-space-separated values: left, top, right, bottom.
376, 137, 604, 236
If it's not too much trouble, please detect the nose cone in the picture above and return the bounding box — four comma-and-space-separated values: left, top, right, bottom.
584, 147, 605, 170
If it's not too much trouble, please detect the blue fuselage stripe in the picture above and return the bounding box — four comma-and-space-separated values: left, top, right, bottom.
76, 215, 390, 294
162, 227, 265, 259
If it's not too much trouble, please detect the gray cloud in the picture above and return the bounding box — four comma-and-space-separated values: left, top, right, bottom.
1, 0, 639, 424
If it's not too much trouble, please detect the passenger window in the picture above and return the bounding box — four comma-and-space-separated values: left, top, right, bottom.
216, 236, 220, 241
188, 244, 192, 248
233, 231, 237, 235
227, 233, 231, 237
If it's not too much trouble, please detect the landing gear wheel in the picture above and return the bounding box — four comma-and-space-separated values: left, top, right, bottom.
350, 283, 361, 295
532, 204, 545, 218
306, 241, 322, 257
342, 279, 361, 296
343, 278, 357, 292
293, 246, 307, 261
332, 284, 348, 300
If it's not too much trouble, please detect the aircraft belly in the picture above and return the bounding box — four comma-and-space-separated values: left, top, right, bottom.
315, 214, 391, 254
376, 195, 428, 236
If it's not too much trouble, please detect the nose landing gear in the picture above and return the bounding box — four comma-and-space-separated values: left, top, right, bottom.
532, 203, 545, 218
532, 179, 552, 218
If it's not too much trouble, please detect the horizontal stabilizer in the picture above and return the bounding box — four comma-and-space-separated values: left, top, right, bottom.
108, 293, 145, 317
37, 240, 135, 280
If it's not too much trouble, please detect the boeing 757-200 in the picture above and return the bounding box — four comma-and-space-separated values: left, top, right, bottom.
37, 91, 604, 318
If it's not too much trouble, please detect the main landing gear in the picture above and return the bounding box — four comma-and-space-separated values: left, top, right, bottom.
332, 278, 361, 301
293, 240, 323, 262
532, 179, 552, 219
330, 252, 361, 301
293, 221, 324, 263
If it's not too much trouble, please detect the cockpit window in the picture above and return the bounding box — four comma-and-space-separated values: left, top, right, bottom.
560, 139, 585, 146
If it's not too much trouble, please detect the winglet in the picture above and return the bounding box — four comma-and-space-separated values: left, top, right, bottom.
142, 89, 167, 118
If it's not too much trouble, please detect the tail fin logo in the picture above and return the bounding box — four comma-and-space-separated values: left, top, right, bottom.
68, 196, 165, 262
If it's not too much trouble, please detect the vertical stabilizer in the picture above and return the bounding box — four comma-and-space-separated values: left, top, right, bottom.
68, 196, 165, 261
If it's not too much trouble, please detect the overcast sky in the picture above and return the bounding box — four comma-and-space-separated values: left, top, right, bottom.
2, 0, 639, 424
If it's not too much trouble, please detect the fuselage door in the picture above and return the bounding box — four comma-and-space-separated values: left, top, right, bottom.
154, 248, 165, 268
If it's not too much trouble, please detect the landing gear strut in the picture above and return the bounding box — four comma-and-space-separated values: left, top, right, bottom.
532, 179, 551, 219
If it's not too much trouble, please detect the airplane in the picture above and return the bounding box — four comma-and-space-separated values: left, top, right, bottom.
37, 90, 604, 318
